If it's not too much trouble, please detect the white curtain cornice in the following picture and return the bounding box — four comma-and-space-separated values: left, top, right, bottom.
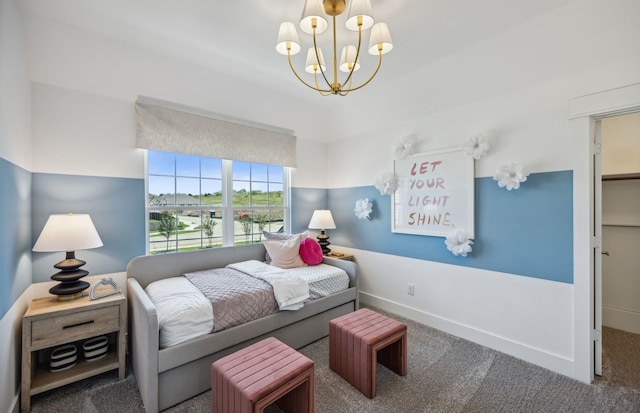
135, 97, 297, 167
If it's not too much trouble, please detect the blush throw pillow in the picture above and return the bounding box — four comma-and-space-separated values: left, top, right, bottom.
262, 235, 306, 269
299, 237, 323, 265
262, 231, 308, 263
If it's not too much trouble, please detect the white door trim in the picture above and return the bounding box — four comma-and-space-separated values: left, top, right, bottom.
569, 82, 640, 383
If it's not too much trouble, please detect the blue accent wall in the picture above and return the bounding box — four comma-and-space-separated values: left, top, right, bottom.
31, 173, 146, 282
0, 158, 32, 319
291, 187, 328, 232
293, 170, 573, 283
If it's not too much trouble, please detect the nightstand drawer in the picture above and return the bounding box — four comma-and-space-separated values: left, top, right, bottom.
31, 305, 120, 349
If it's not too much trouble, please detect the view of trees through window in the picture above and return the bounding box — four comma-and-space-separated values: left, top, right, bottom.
147, 151, 288, 254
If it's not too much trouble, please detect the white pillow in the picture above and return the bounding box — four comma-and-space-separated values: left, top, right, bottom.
262, 235, 306, 269
262, 231, 308, 263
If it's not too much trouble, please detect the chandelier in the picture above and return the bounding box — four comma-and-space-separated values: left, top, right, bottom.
276, 0, 393, 96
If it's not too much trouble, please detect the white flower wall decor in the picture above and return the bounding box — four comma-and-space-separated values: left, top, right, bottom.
393, 134, 418, 159
445, 229, 474, 257
493, 162, 529, 190
461, 133, 489, 160
354, 198, 373, 220
375, 172, 399, 196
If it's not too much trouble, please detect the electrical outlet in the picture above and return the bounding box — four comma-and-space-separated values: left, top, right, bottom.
408, 283, 415, 296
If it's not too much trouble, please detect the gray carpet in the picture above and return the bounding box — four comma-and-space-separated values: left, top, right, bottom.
31, 309, 640, 412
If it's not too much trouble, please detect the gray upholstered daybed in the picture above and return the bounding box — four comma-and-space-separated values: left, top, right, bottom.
126, 243, 358, 413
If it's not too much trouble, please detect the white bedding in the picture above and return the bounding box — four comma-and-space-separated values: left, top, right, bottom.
144, 276, 214, 348
145, 261, 350, 348
227, 260, 309, 310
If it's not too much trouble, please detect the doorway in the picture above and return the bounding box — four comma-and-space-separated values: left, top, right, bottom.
568, 82, 640, 385
598, 112, 640, 387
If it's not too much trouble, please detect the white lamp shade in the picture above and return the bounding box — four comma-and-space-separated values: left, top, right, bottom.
300, 0, 328, 35
339, 45, 361, 72
305, 47, 326, 73
368, 22, 393, 55
33, 214, 103, 252
308, 210, 336, 230
276, 22, 301, 55
346, 0, 375, 31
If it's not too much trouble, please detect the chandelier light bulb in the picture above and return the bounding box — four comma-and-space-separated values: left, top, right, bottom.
368, 22, 393, 55
339, 45, 360, 72
276, 22, 301, 55
305, 47, 326, 73
300, 0, 328, 34
345, 0, 374, 31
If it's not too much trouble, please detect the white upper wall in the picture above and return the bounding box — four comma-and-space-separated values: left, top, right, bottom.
0, 0, 31, 169
326, 0, 640, 187
20, 0, 639, 151
30, 83, 328, 188
31, 83, 143, 178
21, 0, 640, 187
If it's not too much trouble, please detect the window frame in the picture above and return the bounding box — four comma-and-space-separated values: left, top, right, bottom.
145, 151, 291, 255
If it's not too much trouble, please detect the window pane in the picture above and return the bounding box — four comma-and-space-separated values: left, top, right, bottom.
201, 179, 222, 205
176, 154, 200, 177
148, 151, 175, 175
269, 183, 284, 206
268, 165, 283, 183
264, 209, 285, 233
233, 161, 251, 180
176, 177, 201, 200
201, 210, 223, 248
149, 210, 178, 254
232, 182, 251, 206
149, 175, 175, 198
148, 152, 289, 252
251, 164, 268, 181
251, 182, 268, 206
234, 210, 257, 245
202, 158, 222, 179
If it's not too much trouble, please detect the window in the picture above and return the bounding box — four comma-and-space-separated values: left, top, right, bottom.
147, 150, 289, 254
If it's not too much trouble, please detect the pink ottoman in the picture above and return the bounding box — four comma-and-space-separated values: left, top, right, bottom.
211, 337, 314, 413
329, 308, 407, 398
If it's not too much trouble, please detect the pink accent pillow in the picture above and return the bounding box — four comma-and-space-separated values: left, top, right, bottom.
299, 238, 323, 265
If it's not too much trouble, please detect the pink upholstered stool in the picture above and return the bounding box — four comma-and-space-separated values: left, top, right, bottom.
329, 308, 407, 399
211, 337, 314, 413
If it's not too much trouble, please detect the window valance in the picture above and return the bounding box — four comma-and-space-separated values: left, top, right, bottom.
135, 97, 297, 167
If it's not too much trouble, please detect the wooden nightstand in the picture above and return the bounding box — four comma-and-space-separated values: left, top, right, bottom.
21, 292, 126, 412
326, 251, 355, 261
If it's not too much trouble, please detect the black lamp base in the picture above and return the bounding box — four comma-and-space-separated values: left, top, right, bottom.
49, 252, 91, 301
49, 280, 90, 301
317, 230, 331, 255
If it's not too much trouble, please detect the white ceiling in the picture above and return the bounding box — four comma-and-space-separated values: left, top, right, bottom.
18, 0, 579, 142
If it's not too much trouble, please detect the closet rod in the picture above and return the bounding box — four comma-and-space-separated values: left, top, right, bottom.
602, 173, 640, 181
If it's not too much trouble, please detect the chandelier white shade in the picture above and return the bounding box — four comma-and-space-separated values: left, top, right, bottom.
276, 0, 393, 96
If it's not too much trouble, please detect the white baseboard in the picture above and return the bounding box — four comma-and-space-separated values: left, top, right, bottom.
603, 306, 640, 334
360, 292, 575, 379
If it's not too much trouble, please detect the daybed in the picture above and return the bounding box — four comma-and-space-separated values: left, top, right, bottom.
126, 243, 358, 413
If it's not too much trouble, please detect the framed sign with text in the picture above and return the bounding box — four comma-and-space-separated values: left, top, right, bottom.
392, 148, 475, 238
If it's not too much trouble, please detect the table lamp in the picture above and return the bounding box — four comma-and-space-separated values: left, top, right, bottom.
308, 209, 336, 255
33, 213, 103, 300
